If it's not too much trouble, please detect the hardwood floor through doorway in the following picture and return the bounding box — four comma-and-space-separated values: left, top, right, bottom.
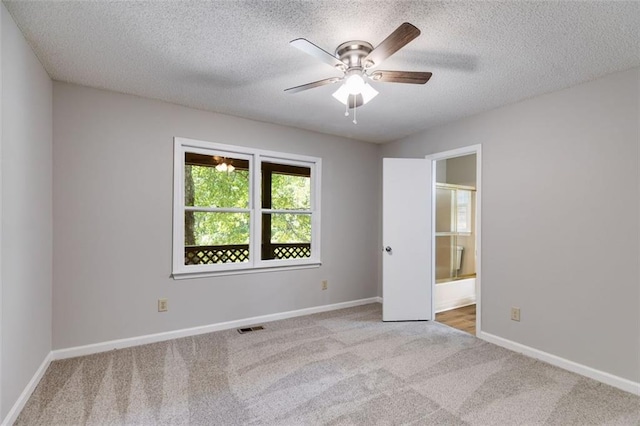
436, 304, 476, 335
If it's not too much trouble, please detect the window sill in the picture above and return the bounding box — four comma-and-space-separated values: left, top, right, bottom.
172, 262, 322, 280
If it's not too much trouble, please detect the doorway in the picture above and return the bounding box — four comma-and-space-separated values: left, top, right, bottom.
381, 146, 481, 330
427, 146, 481, 335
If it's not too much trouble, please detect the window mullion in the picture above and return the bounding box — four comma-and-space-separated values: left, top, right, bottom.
261, 209, 311, 215
251, 154, 262, 267
185, 206, 251, 213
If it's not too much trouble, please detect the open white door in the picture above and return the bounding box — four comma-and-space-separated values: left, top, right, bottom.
382, 158, 432, 321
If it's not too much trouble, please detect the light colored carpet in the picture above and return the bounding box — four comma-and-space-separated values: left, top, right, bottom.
16, 304, 640, 425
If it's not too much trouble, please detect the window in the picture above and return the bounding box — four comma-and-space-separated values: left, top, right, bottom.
173, 137, 321, 278
455, 190, 472, 234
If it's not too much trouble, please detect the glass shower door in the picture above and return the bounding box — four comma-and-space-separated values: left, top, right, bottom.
435, 184, 476, 283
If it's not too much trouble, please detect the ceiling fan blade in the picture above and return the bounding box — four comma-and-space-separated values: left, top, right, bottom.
364, 22, 421, 69
290, 38, 347, 70
284, 77, 341, 94
370, 71, 432, 84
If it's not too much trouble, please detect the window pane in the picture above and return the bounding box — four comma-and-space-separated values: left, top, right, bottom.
185, 153, 249, 208
272, 173, 310, 210
262, 162, 311, 210
269, 213, 311, 243
184, 212, 250, 265
456, 190, 472, 233
261, 213, 311, 260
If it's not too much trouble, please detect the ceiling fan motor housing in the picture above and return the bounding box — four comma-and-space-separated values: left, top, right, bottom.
335, 41, 374, 70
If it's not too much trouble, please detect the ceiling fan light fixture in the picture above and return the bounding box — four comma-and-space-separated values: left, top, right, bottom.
331, 84, 350, 105
360, 83, 379, 104
344, 74, 365, 94
332, 82, 378, 106
215, 159, 235, 173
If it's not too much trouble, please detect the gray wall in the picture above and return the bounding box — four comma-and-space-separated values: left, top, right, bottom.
381, 67, 640, 382
446, 154, 476, 187
1, 4, 53, 419
52, 82, 380, 349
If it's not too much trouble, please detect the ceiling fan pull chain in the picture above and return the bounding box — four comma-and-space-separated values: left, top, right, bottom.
344, 98, 349, 116
352, 102, 357, 124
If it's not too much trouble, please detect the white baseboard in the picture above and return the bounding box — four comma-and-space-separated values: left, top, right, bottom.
53, 297, 381, 361
479, 331, 640, 396
2, 351, 53, 426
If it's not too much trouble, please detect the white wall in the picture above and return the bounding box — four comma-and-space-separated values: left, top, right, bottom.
381, 67, 640, 383
1, 4, 53, 419
435, 159, 446, 182
52, 82, 380, 349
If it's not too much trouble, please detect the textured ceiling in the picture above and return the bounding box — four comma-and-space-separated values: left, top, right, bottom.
4, 1, 639, 143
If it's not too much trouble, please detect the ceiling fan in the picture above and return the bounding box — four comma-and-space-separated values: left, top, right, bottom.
285, 22, 432, 123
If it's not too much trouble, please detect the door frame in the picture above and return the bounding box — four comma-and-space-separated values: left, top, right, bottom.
426, 144, 482, 335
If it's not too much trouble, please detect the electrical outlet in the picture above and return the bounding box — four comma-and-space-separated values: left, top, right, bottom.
321, 280, 328, 290
511, 307, 520, 322
158, 298, 168, 312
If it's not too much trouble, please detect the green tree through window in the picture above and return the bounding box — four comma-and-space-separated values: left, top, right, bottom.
184, 154, 312, 264
174, 138, 320, 275
185, 163, 250, 246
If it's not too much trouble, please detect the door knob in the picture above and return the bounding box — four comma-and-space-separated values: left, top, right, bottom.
385, 246, 392, 253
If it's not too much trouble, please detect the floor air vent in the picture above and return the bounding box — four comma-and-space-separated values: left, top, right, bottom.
237, 325, 265, 334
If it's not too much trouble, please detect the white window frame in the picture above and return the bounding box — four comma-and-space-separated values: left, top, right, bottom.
172, 137, 322, 279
